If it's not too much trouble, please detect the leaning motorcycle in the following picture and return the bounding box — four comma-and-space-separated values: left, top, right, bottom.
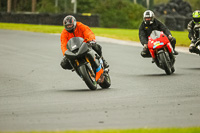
64, 37, 111, 90
192, 24, 200, 54
148, 30, 175, 75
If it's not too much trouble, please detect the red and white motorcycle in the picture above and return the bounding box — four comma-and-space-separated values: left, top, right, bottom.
148, 30, 176, 75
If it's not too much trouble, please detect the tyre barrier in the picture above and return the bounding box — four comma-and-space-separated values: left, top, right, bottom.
164, 15, 189, 31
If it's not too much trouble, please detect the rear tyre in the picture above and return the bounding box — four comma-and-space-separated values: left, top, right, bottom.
99, 72, 111, 89
171, 66, 175, 73
159, 52, 172, 75
79, 65, 97, 90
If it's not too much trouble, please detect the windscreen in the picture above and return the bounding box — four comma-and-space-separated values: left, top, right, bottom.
150, 30, 161, 40
67, 37, 84, 51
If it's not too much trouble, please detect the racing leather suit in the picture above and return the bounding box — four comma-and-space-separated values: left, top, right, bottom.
187, 20, 200, 53
60, 22, 103, 69
139, 18, 176, 49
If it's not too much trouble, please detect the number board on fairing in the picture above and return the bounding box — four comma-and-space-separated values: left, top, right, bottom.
153, 41, 164, 49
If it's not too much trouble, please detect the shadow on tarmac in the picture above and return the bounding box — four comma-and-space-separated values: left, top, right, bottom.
56, 88, 112, 92
182, 67, 200, 70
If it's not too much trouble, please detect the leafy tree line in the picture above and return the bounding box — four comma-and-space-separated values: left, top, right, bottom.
0, 0, 146, 29
83, 0, 146, 28
1, 0, 198, 29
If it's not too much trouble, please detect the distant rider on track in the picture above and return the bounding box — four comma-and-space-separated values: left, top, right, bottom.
139, 10, 178, 57
187, 10, 200, 55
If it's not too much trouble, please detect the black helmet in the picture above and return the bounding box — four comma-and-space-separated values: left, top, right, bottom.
143, 10, 155, 25
63, 15, 77, 33
192, 10, 200, 24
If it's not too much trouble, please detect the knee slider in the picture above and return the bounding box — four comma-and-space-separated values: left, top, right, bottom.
60, 59, 72, 70
141, 51, 151, 57
189, 46, 195, 53
141, 51, 146, 57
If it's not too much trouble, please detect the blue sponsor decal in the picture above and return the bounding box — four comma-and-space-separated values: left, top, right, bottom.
153, 42, 164, 49
96, 65, 102, 72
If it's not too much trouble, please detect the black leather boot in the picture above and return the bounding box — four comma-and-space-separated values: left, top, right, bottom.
101, 56, 109, 68
173, 50, 179, 55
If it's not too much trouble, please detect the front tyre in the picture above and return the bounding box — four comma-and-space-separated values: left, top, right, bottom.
79, 65, 97, 90
158, 52, 172, 75
99, 72, 111, 89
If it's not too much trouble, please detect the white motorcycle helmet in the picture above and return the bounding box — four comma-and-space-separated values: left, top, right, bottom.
143, 10, 155, 25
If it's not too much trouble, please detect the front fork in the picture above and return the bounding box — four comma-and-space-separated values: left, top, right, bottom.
86, 50, 104, 82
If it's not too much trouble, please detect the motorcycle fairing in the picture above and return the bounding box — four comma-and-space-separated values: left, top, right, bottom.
153, 42, 164, 49
148, 30, 172, 59
95, 64, 103, 81
166, 42, 174, 53
67, 37, 84, 51
65, 42, 89, 59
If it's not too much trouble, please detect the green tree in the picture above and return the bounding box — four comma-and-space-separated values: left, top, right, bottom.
37, 0, 57, 13
56, 0, 74, 14
93, 0, 146, 29
154, 0, 168, 4
0, 0, 7, 11
77, 0, 96, 13
185, 0, 200, 10
14, 0, 31, 12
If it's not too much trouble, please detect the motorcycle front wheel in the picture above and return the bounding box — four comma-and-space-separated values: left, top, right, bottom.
79, 65, 97, 90
158, 52, 172, 75
99, 72, 111, 89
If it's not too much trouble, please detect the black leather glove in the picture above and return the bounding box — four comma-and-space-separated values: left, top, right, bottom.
89, 41, 96, 45
191, 38, 197, 43
88, 41, 96, 47
143, 44, 148, 48
168, 35, 173, 40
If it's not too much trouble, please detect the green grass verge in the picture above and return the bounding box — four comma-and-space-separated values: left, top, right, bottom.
1, 127, 200, 133
0, 22, 190, 47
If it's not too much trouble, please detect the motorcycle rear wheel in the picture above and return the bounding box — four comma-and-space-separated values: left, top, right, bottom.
79, 65, 97, 90
171, 66, 175, 73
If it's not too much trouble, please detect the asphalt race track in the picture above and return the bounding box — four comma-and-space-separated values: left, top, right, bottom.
0, 29, 200, 131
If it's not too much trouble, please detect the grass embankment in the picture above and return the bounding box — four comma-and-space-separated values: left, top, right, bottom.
1, 127, 200, 133
0, 22, 190, 47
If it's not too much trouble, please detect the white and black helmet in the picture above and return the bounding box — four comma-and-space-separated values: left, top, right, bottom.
143, 10, 155, 25
63, 15, 77, 33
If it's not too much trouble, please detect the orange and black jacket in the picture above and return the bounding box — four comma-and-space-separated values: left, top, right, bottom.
60, 22, 96, 55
